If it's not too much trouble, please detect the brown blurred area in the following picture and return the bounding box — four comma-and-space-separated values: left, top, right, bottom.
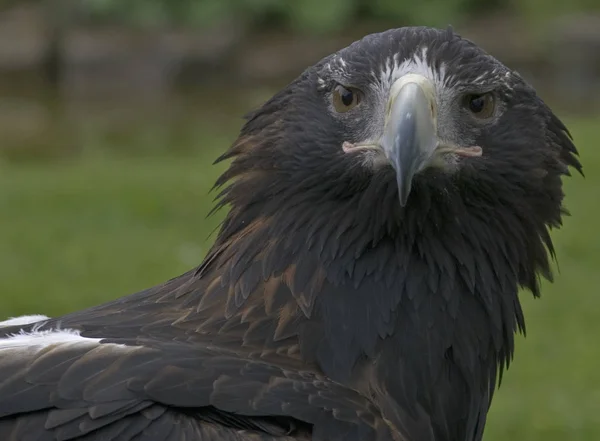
0, 0, 598, 161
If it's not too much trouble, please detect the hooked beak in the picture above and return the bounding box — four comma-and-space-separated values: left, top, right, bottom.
382, 74, 438, 206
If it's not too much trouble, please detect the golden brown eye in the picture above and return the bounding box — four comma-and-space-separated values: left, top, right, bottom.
333, 85, 361, 113
464, 93, 496, 119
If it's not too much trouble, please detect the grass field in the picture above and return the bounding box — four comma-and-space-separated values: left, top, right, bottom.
0, 115, 597, 440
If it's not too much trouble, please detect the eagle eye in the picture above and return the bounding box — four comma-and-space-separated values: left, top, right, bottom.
333, 85, 362, 113
463, 93, 495, 119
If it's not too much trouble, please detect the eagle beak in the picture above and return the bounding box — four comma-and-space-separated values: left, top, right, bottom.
382, 74, 438, 206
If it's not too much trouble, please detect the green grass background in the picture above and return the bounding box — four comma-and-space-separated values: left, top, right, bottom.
0, 116, 597, 440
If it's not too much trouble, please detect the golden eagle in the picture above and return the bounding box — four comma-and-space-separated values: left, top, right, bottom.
0, 27, 581, 441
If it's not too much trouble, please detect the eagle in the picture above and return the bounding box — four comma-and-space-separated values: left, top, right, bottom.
0, 27, 581, 441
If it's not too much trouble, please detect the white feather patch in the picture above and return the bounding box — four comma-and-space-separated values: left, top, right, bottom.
0, 315, 50, 327
0, 328, 102, 351
375, 47, 448, 95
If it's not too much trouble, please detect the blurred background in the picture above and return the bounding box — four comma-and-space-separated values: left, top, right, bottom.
0, 0, 598, 439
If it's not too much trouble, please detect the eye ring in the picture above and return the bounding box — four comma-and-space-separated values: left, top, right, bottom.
463, 92, 496, 119
332, 85, 362, 113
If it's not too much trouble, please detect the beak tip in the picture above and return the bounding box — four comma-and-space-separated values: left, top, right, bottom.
396, 177, 412, 207
398, 192, 409, 207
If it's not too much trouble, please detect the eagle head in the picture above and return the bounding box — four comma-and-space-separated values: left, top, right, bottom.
217, 26, 580, 223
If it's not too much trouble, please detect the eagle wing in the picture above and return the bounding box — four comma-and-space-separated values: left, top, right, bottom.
0, 270, 392, 441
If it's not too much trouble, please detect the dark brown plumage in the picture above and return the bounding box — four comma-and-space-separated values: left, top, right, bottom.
0, 27, 581, 441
